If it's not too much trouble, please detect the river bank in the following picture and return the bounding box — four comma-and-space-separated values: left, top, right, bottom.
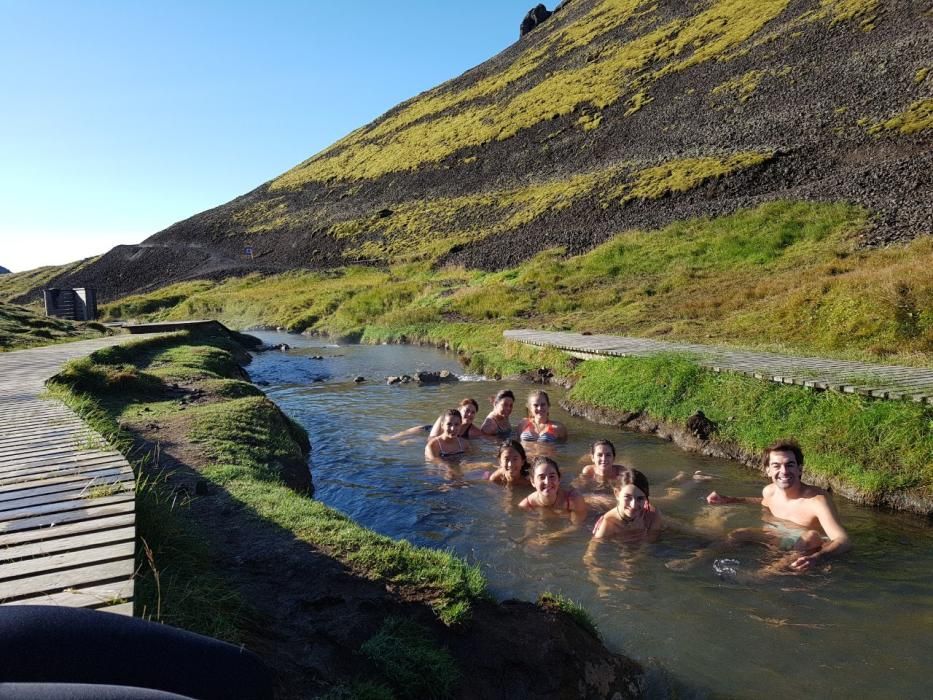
48, 326, 644, 699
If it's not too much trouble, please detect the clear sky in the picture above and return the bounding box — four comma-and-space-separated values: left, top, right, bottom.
0, 0, 534, 272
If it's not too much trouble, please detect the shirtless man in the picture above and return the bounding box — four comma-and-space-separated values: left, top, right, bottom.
711, 439, 850, 570
673, 439, 851, 573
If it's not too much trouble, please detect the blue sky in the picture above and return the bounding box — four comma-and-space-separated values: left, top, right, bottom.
0, 0, 533, 272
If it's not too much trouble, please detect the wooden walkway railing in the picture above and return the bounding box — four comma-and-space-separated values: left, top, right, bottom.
504, 329, 933, 404
0, 335, 147, 614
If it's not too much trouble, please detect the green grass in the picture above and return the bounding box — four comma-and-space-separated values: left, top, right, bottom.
359, 618, 460, 699
567, 353, 933, 498
50, 328, 488, 628
539, 592, 600, 639
0, 301, 111, 351
0, 258, 98, 302
99, 201, 932, 366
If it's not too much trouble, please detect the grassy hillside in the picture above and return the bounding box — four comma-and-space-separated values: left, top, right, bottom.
17, 0, 929, 304
100, 201, 932, 365
0, 301, 111, 351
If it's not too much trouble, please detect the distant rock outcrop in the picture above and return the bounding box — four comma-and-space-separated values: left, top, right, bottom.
520, 4, 552, 37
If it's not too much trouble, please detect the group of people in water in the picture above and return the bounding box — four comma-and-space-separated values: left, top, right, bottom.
410, 389, 851, 574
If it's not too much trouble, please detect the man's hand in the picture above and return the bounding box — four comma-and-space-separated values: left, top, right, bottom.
707, 491, 727, 504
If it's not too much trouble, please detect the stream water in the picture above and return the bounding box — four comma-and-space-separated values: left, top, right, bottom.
248, 332, 932, 698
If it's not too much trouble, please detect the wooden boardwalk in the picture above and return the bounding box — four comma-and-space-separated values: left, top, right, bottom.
504, 329, 933, 405
0, 335, 147, 615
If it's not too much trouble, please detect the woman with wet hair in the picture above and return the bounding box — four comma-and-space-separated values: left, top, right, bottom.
383, 397, 484, 442
425, 409, 472, 460
579, 439, 624, 482
591, 468, 663, 543
486, 439, 530, 486
517, 390, 567, 443
519, 456, 587, 523
480, 389, 515, 438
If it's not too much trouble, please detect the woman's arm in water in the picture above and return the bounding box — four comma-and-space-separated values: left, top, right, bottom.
706, 490, 763, 505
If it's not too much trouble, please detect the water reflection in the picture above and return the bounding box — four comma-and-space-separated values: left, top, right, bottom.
248, 332, 933, 699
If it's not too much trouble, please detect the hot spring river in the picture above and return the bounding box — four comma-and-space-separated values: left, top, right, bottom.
248, 332, 932, 698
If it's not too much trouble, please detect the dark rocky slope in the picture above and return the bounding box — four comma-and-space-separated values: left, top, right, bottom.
18, 0, 932, 303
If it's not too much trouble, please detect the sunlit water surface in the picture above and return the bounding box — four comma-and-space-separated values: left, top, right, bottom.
248, 333, 933, 698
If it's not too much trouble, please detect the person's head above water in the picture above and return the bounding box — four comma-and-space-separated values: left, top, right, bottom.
491, 389, 515, 417
458, 398, 479, 423
526, 390, 551, 419
761, 438, 804, 469
530, 456, 561, 492
497, 439, 528, 477
616, 468, 650, 521
617, 468, 649, 498
438, 408, 462, 435
762, 438, 804, 492
590, 439, 616, 470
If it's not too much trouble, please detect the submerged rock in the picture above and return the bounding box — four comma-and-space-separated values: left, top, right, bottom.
415, 370, 459, 384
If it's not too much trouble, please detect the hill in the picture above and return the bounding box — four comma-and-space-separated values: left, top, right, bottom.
12, 0, 931, 304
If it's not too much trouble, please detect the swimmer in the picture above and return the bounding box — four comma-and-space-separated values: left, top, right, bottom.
424, 409, 472, 461
517, 390, 567, 443
518, 456, 587, 523
579, 439, 625, 483
427, 398, 485, 439
382, 397, 485, 442
668, 439, 851, 573
591, 469, 663, 543
480, 389, 515, 438
486, 439, 530, 487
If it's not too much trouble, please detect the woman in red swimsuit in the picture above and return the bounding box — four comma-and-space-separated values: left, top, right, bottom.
591, 469, 663, 543
519, 456, 587, 523
517, 390, 567, 443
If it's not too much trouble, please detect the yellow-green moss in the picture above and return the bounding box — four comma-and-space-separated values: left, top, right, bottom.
270, 0, 796, 187
868, 99, 933, 135
610, 151, 772, 204
576, 112, 603, 131
712, 69, 765, 102
232, 198, 291, 235
916, 67, 930, 84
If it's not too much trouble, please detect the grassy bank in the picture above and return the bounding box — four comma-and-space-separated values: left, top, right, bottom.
0, 300, 111, 351
48, 328, 487, 631
568, 354, 932, 505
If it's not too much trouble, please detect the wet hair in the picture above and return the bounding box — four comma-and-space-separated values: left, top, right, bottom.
530, 455, 560, 479
492, 389, 515, 405
439, 408, 462, 424
459, 398, 479, 412
497, 439, 528, 476
590, 439, 616, 457
525, 390, 551, 417
762, 438, 804, 469
618, 468, 650, 498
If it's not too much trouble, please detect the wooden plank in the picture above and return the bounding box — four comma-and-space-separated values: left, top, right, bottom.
0, 492, 134, 526
0, 541, 135, 581
0, 526, 136, 563
0, 559, 135, 601
0, 452, 127, 482
0, 449, 122, 473
0, 500, 135, 536
0, 469, 132, 503
0, 466, 130, 497
3, 583, 133, 610
0, 512, 136, 548
0, 479, 133, 515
